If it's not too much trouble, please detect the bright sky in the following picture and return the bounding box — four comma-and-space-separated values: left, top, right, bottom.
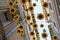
32, 0, 51, 40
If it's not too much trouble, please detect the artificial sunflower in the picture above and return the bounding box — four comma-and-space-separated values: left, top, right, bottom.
13, 15, 20, 21
42, 2, 48, 8
33, 3, 36, 7
10, 8, 16, 14
14, 0, 18, 5
17, 28, 24, 34
26, 15, 31, 21
36, 31, 39, 35
32, 37, 36, 40
30, 31, 35, 36
32, 23, 38, 29
32, 15, 35, 19
27, 0, 31, 2
52, 35, 58, 40
16, 29, 21, 34
18, 25, 24, 30
42, 32, 48, 38
9, 1, 14, 6
46, 13, 50, 17
49, 27, 53, 32
20, 0, 27, 4
28, 6, 34, 12
37, 13, 44, 20
30, 22, 33, 25
40, 24, 44, 28
25, 9, 28, 12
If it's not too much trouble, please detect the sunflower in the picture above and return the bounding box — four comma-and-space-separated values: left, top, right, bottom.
52, 35, 58, 40
14, 0, 18, 5
46, 13, 50, 17
33, 3, 36, 7
42, 33, 48, 38
13, 15, 20, 21
20, 0, 27, 4
26, 15, 31, 21
36, 31, 39, 35
27, 0, 31, 2
42, 2, 48, 8
49, 27, 53, 32
32, 15, 35, 19
16, 29, 21, 34
37, 13, 44, 20
18, 25, 24, 30
25, 9, 28, 12
28, 6, 34, 12
9, 1, 14, 6
32, 23, 38, 29
30, 31, 35, 36
10, 8, 16, 14
40, 24, 44, 28
30, 22, 33, 25
32, 37, 36, 40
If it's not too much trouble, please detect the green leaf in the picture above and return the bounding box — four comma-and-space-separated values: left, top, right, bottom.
43, 29, 46, 32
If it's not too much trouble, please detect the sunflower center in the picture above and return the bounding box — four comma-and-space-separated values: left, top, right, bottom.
11, 9, 14, 12
22, 0, 26, 3
31, 32, 34, 35
34, 24, 37, 27
19, 26, 23, 29
17, 30, 20, 33
54, 36, 57, 39
16, 2, 18, 3
26, 9, 28, 11
40, 24, 44, 27
42, 33, 47, 38
33, 3, 36, 6
29, 7, 33, 11
37, 14, 44, 20
27, 16, 30, 20
28, 0, 31, 2
33, 37, 35, 40
30, 23, 33, 25
21, 31, 23, 33
10, 2, 12, 5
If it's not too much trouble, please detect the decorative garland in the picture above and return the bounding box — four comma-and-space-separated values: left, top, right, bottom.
8, 0, 59, 40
